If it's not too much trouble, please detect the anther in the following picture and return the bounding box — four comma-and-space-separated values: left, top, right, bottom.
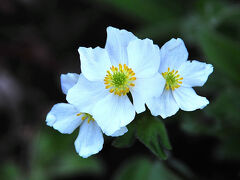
162, 67, 183, 91
104, 64, 136, 96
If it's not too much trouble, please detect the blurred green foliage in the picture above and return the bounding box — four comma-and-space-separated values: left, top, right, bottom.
0, 162, 22, 180
1, 130, 104, 180
113, 157, 182, 180
30, 130, 104, 180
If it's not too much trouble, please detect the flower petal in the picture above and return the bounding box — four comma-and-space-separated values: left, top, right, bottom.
46, 112, 56, 127
92, 94, 135, 136
127, 38, 160, 78
78, 47, 112, 81
46, 103, 82, 134
74, 120, 104, 158
66, 74, 108, 114
60, 73, 79, 94
173, 87, 209, 111
178, 60, 213, 87
105, 26, 137, 66
131, 73, 165, 113
109, 126, 128, 137
130, 90, 146, 114
147, 90, 179, 118
159, 38, 188, 73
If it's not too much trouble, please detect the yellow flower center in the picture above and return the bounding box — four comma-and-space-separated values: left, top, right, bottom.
162, 67, 183, 90
76, 112, 94, 123
104, 64, 136, 96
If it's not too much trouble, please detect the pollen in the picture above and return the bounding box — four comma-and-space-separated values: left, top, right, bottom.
104, 64, 136, 96
76, 112, 94, 123
162, 67, 183, 90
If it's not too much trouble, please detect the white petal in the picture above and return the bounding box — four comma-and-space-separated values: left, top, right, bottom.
46, 103, 82, 134
173, 87, 209, 111
60, 73, 79, 94
127, 38, 160, 78
131, 90, 146, 114
131, 73, 165, 113
66, 74, 108, 114
178, 60, 213, 87
93, 94, 135, 136
109, 126, 128, 137
147, 90, 179, 118
46, 112, 56, 126
74, 120, 104, 158
105, 26, 137, 65
78, 47, 112, 81
159, 38, 188, 73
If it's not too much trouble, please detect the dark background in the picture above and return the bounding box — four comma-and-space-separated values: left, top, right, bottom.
0, 0, 240, 179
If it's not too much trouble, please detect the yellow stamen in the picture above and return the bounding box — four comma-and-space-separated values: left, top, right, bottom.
162, 67, 183, 90
76, 112, 82, 116
104, 64, 136, 96
77, 112, 94, 123
110, 89, 114, 93
105, 85, 111, 89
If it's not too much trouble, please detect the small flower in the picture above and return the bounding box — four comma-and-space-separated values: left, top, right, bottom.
46, 73, 127, 158
66, 27, 165, 135
147, 38, 213, 118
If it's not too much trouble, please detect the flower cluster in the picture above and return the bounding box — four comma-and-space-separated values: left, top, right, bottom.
46, 27, 213, 158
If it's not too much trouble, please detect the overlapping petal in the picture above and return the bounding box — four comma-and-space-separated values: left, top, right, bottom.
173, 87, 209, 111
178, 60, 213, 87
74, 120, 104, 158
61, 73, 79, 94
78, 47, 112, 81
105, 26, 137, 65
92, 94, 135, 136
66, 74, 108, 114
147, 90, 179, 118
110, 126, 128, 137
131, 73, 165, 113
159, 38, 188, 73
46, 103, 82, 134
127, 38, 160, 78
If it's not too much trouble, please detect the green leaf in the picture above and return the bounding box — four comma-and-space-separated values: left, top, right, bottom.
136, 113, 171, 160
112, 123, 136, 148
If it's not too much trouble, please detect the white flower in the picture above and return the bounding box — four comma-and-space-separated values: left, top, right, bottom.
66, 26, 165, 135
147, 38, 214, 118
46, 73, 127, 158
